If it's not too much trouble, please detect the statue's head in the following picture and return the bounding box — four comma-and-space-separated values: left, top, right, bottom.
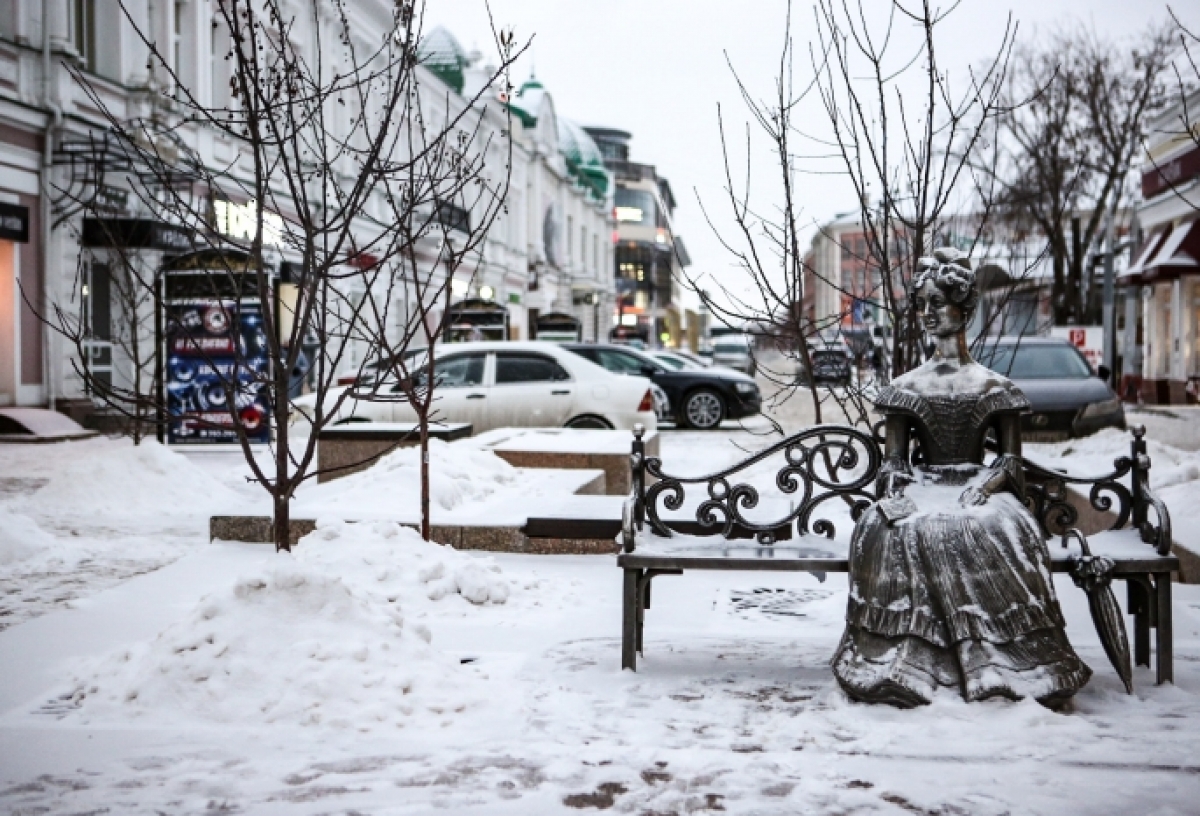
911, 247, 977, 338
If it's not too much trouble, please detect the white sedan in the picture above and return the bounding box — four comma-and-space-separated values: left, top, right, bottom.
293, 341, 658, 434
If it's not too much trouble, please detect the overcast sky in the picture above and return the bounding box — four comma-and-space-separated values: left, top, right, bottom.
426, 0, 1199, 309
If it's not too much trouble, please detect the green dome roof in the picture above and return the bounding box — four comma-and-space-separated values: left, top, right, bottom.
507, 77, 544, 128
418, 27, 468, 94
506, 76, 611, 203
557, 117, 610, 200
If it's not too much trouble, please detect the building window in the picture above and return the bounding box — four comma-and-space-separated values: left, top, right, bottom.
615, 188, 655, 225
174, 2, 185, 79
212, 16, 231, 107
0, 1, 14, 40
73, 0, 98, 72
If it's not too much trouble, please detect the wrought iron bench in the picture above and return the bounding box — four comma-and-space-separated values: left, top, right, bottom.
618, 424, 1177, 685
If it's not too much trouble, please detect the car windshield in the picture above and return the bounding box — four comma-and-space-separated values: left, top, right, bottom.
596, 347, 661, 375
714, 340, 749, 353
977, 343, 1093, 380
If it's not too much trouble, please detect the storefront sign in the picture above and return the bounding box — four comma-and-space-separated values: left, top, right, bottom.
1142, 145, 1200, 200
0, 202, 29, 243
164, 296, 271, 444
82, 218, 191, 251
214, 198, 284, 247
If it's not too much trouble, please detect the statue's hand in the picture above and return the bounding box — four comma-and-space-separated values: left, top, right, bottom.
959, 486, 989, 507
883, 471, 913, 498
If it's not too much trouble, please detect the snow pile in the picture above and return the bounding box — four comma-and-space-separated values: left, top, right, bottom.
62, 556, 484, 729
20, 439, 242, 518
297, 519, 511, 606
1026, 429, 1200, 491
0, 508, 56, 565
304, 439, 519, 516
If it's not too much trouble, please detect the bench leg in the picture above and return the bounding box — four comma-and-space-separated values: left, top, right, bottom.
1128, 578, 1151, 668
635, 569, 683, 657
1155, 572, 1173, 685
622, 568, 641, 671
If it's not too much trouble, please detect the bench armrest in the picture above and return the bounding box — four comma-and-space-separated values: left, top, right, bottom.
1021, 426, 1171, 556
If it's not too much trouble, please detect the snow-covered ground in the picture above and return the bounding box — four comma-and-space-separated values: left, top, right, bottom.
2, 421, 1200, 813
0, 439, 246, 632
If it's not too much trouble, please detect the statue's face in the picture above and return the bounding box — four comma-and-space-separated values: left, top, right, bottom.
914, 278, 965, 338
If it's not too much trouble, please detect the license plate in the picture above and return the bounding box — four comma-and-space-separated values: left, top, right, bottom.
1023, 431, 1069, 444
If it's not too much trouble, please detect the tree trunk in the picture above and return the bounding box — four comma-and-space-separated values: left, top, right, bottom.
274, 492, 291, 553
419, 415, 431, 542
1050, 236, 1067, 325
1068, 216, 1083, 324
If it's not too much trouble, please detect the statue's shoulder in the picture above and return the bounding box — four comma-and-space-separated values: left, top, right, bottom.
883, 360, 944, 400
876, 361, 1028, 412
974, 366, 1030, 413
874, 366, 934, 413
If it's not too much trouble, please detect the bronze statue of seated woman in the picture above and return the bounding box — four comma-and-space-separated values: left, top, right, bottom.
832, 247, 1091, 708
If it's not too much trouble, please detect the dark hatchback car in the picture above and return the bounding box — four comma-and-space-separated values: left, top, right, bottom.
975, 337, 1125, 441
798, 341, 853, 386
564, 343, 762, 430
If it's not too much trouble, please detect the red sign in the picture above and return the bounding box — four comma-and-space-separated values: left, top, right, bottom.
1142, 145, 1200, 200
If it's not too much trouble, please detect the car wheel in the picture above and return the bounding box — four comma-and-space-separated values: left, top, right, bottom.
566, 415, 613, 430
682, 389, 725, 430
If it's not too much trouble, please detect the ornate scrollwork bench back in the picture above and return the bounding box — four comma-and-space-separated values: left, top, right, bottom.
1020, 426, 1172, 556
624, 423, 1172, 555
625, 424, 882, 551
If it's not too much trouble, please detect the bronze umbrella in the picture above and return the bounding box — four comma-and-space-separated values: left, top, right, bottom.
1064, 529, 1133, 694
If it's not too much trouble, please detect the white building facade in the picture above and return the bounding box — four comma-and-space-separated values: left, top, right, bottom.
1121, 87, 1200, 404
0, 3, 614, 418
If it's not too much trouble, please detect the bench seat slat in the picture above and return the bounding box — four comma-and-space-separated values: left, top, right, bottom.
623, 528, 1178, 576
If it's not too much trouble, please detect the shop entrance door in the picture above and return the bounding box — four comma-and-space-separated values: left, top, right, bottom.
0, 241, 16, 406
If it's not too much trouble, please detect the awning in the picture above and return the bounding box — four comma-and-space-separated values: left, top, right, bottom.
1122, 220, 1200, 283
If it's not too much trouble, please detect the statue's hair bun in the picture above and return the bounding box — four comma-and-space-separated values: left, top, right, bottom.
912, 247, 978, 317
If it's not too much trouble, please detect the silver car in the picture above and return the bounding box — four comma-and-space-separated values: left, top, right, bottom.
291, 341, 659, 434
710, 335, 756, 376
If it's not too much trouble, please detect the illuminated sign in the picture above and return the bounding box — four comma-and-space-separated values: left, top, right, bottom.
214, 199, 284, 247
615, 206, 643, 223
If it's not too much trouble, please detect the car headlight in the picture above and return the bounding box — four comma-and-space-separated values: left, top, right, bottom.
1080, 397, 1121, 419
734, 381, 757, 395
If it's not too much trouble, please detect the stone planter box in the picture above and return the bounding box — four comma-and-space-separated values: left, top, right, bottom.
317, 422, 472, 482
478, 428, 659, 496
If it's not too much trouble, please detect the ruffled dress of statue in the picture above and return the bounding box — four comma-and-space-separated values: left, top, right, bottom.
831, 360, 1092, 707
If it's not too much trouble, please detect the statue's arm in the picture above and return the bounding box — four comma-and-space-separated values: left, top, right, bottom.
961, 414, 1026, 506
877, 413, 914, 497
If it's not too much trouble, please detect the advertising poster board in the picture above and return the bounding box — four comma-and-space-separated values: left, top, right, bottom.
163, 296, 270, 444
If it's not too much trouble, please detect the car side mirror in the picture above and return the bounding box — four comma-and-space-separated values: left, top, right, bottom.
640, 365, 659, 378
1097, 365, 1111, 382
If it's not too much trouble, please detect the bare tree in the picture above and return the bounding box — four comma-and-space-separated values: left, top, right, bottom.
986, 25, 1175, 325
809, 0, 1016, 377
686, 1, 833, 430
687, 0, 1019, 438
356, 85, 517, 541
44, 0, 519, 552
